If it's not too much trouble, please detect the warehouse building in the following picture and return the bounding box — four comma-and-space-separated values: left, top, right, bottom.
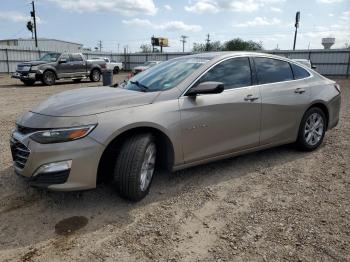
0, 38, 83, 52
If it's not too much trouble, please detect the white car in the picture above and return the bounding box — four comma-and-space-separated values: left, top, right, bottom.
90, 57, 123, 74
133, 61, 162, 74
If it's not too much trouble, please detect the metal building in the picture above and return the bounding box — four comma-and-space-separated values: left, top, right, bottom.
0, 38, 83, 52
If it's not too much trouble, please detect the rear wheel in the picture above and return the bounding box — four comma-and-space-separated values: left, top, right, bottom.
90, 69, 101, 82
21, 80, 35, 86
296, 107, 326, 151
113, 134, 157, 201
41, 70, 56, 86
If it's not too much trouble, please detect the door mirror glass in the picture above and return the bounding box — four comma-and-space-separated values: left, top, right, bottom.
186, 81, 224, 96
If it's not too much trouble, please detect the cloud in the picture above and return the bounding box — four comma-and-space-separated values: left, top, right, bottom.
317, 0, 343, 3
270, 7, 282, 12
233, 17, 281, 27
164, 4, 172, 11
185, 0, 285, 14
0, 11, 43, 23
185, 0, 219, 14
341, 10, 350, 20
48, 0, 158, 16
122, 18, 202, 32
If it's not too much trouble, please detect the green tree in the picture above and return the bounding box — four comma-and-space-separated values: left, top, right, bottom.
193, 41, 222, 52
223, 38, 263, 51
139, 44, 152, 53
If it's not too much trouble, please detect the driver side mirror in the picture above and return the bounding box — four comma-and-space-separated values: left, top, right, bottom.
59, 58, 67, 64
186, 81, 224, 96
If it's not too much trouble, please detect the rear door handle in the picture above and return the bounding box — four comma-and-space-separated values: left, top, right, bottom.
295, 88, 306, 94
244, 94, 259, 102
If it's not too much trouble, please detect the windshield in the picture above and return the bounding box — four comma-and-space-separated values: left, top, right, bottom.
39, 53, 61, 62
123, 57, 209, 92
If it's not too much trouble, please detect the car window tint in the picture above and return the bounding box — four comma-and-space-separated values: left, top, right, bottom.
254, 57, 293, 84
198, 57, 252, 89
60, 54, 70, 62
291, 63, 310, 79
71, 54, 83, 62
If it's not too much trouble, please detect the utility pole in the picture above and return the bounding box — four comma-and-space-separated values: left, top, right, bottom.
30, 1, 38, 48
97, 40, 102, 51
293, 11, 300, 51
180, 35, 188, 52
205, 34, 211, 51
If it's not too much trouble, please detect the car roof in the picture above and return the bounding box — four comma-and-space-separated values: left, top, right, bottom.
184, 51, 296, 61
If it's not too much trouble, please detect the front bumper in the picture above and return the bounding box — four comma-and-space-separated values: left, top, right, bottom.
11, 71, 39, 81
10, 130, 105, 191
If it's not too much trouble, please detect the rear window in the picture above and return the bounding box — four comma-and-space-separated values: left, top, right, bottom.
291, 63, 310, 79
71, 54, 83, 62
254, 57, 294, 84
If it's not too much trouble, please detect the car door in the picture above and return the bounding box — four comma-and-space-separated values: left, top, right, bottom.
179, 57, 261, 164
70, 54, 86, 77
56, 54, 73, 78
254, 57, 311, 145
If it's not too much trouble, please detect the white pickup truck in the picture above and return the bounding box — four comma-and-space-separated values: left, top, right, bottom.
90, 57, 123, 74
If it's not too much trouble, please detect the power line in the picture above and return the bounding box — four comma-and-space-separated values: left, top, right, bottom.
180, 35, 188, 52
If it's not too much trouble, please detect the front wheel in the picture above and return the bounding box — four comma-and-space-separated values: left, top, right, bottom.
296, 107, 326, 151
90, 69, 101, 82
41, 70, 56, 86
113, 134, 157, 201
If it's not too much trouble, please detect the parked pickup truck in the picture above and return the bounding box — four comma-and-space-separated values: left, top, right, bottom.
12, 53, 106, 86
90, 57, 123, 74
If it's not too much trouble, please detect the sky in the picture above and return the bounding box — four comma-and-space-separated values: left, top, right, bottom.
0, 0, 349, 52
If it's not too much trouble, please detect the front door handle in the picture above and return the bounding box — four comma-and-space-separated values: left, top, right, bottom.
295, 88, 306, 94
244, 94, 259, 102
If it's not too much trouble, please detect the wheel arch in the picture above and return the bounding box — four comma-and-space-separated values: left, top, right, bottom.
43, 68, 58, 79
306, 101, 330, 129
96, 125, 175, 184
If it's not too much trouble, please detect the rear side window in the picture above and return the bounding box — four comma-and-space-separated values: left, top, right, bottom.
198, 57, 252, 89
254, 57, 293, 84
291, 63, 310, 79
71, 54, 83, 62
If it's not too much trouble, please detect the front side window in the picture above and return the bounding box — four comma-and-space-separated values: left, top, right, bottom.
254, 57, 293, 84
291, 63, 310, 79
197, 57, 252, 90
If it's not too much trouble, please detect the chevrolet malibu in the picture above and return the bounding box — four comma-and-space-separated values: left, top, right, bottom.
11, 52, 341, 201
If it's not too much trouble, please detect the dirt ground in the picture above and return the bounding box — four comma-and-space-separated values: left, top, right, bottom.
0, 74, 349, 262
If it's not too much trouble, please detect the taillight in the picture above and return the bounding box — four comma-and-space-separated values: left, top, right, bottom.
334, 83, 341, 93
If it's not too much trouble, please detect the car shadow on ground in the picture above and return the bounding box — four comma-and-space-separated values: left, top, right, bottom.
0, 143, 309, 250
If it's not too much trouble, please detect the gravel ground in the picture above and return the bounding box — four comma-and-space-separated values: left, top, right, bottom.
0, 74, 349, 262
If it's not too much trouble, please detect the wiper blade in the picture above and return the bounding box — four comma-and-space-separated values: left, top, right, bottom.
130, 80, 149, 91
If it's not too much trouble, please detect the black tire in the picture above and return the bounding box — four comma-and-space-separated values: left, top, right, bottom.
90, 69, 101, 82
113, 134, 157, 201
21, 80, 35, 86
73, 79, 82, 83
296, 107, 326, 151
41, 70, 56, 86
113, 67, 119, 74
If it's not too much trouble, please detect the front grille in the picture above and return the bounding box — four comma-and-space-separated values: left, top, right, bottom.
30, 170, 69, 186
10, 138, 30, 169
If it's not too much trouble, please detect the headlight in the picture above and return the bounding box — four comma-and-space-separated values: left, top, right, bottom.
30, 65, 39, 71
30, 125, 96, 144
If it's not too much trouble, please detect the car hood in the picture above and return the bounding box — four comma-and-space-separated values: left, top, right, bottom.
19, 60, 48, 66
30, 87, 160, 117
